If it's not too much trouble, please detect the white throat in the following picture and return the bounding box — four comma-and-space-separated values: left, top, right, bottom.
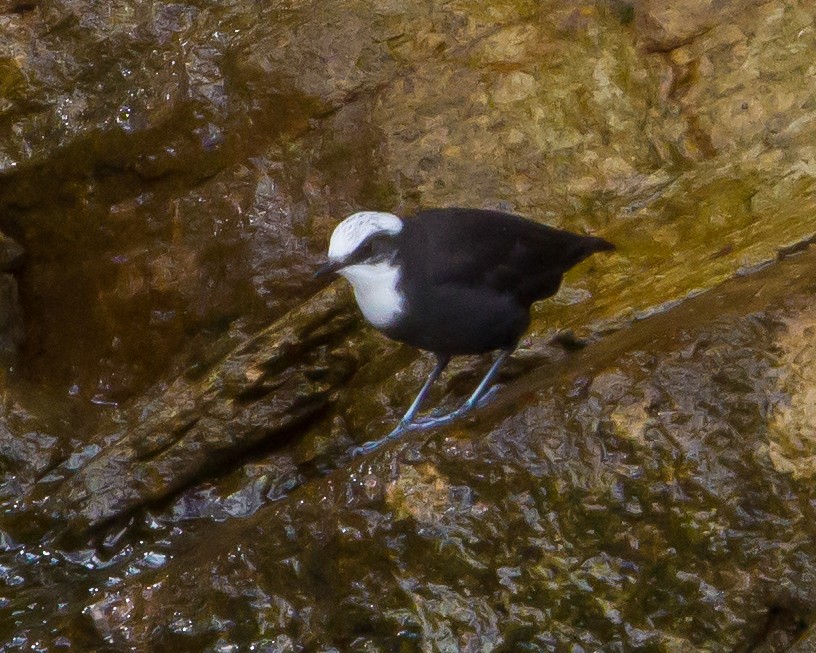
340, 261, 404, 329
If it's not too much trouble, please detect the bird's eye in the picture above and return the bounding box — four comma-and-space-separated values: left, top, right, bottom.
361, 237, 382, 257
356, 235, 392, 263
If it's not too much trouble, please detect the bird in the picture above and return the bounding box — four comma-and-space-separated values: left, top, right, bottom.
315, 207, 614, 454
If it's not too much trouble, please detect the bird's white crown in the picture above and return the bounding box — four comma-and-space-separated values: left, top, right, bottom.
327, 211, 403, 261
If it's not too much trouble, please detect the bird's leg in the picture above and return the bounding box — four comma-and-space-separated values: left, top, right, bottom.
350, 354, 450, 455
398, 353, 451, 427
462, 349, 511, 410
414, 349, 512, 428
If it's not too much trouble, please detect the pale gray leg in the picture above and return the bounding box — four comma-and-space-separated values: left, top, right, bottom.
465, 349, 511, 408
398, 354, 450, 426
350, 350, 512, 456
414, 349, 511, 428
351, 354, 450, 455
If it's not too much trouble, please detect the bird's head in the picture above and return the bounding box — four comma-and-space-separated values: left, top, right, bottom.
315, 211, 403, 279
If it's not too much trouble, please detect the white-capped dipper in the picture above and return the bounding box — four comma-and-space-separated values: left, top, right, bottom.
316, 208, 614, 454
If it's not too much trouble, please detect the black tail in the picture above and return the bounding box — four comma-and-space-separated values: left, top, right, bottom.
586, 236, 615, 253
562, 234, 615, 269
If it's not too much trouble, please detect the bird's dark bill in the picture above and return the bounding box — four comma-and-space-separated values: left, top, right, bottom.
314, 260, 344, 278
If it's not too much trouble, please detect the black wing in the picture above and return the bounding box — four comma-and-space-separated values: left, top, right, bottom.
400, 208, 612, 306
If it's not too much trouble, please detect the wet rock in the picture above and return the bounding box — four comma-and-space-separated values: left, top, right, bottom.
636, 0, 765, 51
0, 233, 24, 366
0, 274, 23, 366
790, 626, 816, 653
0, 233, 23, 271
41, 282, 359, 532
0, 408, 58, 480
1, 0, 816, 649
0, 0, 395, 401
766, 305, 816, 480
0, 0, 813, 408
76, 248, 816, 650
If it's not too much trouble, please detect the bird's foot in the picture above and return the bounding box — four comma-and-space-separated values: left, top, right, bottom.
350, 438, 387, 456
412, 413, 447, 426
411, 404, 472, 429
350, 387, 501, 456
423, 384, 500, 419
349, 411, 460, 456
349, 420, 415, 456
474, 384, 500, 408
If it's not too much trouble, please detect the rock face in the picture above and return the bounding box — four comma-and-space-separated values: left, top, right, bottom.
0, 232, 23, 367
1, 0, 816, 650
44, 283, 359, 532
1, 0, 814, 402
81, 248, 816, 651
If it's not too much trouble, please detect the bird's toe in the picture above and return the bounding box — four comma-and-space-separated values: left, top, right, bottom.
474, 384, 500, 408
350, 438, 388, 456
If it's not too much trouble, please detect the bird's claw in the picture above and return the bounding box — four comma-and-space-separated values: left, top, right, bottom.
474, 384, 500, 408
411, 415, 443, 427
349, 414, 450, 456
350, 385, 501, 457
350, 439, 385, 456
409, 406, 468, 429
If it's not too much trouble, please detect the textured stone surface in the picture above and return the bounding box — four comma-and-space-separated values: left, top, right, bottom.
42, 282, 359, 531
0, 0, 815, 649
0, 232, 24, 366
81, 248, 816, 651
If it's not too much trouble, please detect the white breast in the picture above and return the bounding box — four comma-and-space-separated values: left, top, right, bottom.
339, 261, 404, 329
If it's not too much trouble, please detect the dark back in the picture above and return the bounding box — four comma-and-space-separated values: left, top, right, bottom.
397, 208, 613, 308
